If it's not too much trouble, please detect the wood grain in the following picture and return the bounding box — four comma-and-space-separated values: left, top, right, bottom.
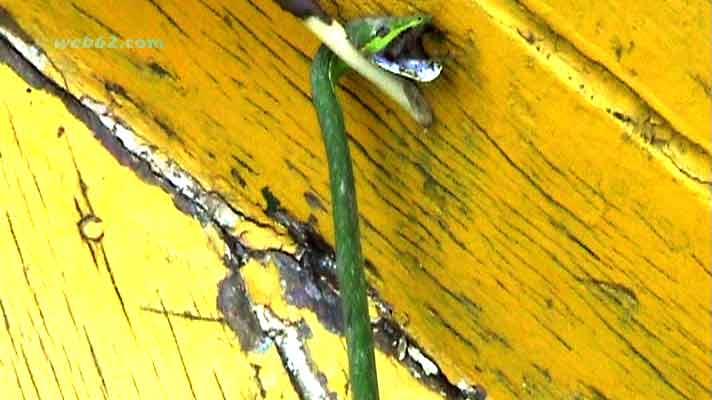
0, 0, 709, 398
0, 58, 445, 399
0, 62, 292, 399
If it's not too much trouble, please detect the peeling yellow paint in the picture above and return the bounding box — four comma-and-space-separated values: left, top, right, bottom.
234, 219, 297, 253
242, 260, 445, 399
0, 0, 709, 398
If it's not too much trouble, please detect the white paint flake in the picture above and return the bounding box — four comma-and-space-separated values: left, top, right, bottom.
254, 305, 331, 400
407, 346, 439, 376
0, 28, 47, 70
80, 96, 243, 230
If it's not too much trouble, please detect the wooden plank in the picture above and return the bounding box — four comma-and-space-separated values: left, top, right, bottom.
0, 62, 294, 400
519, 0, 711, 152
0, 34, 452, 400
0, 0, 709, 398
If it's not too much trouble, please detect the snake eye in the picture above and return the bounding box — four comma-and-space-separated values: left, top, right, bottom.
376, 26, 390, 37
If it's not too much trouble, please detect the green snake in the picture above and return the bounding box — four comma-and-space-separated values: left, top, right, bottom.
276, 2, 442, 399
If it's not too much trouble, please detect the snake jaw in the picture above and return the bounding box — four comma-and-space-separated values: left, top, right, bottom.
371, 19, 443, 83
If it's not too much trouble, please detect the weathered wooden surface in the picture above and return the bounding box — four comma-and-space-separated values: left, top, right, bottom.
0, 62, 292, 399
0, 0, 709, 398
0, 60, 445, 399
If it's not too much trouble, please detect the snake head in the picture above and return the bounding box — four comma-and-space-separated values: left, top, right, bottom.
351, 15, 443, 83
341, 14, 442, 126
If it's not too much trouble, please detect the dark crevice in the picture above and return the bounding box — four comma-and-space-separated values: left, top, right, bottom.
147, 61, 176, 80
5, 212, 30, 286
12, 362, 28, 400
478, 123, 591, 230
581, 291, 693, 399
243, 0, 272, 21
222, 7, 300, 78
528, 312, 573, 351
5, 110, 49, 209
0, 298, 18, 355
82, 327, 109, 399
373, 316, 487, 400
146, 0, 190, 38
130, 375, 141, 397
98, 244, 135, 336
202, 32, 250, 69
20, 347, 42, 400
141, 306, 222, 323
425, 304, 479, 353
62, 292, 79, 332
36, 334, 66, 400
158, 297, 198, 400
29, 290, 50, 338
213, 370, 228, 400
71, 3, 123, 39
251, 364, 268, 398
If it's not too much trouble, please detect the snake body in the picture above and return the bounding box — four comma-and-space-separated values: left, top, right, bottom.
311, 17, 440, 400
275, 3, 441, 398
311, 44, 377, 399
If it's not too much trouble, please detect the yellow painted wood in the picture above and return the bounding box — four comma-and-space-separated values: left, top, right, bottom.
0, 48, 452, 400
0, 63, 297, 399
520, 0, 711, 151
0, 0, 709, 399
